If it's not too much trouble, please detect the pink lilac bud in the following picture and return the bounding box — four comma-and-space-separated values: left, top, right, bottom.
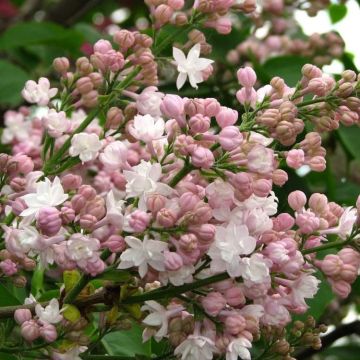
53, 57, 70, 74
21, 320, 40, 342
164, 251, 183, 271
179, 234, 198, 252
146, 194, 167, 214
203, 98, 221, 117
216, 107, 238, 128
309, 156, 326, 172
237, 67, 257, 88
60, 206, 75, 224
219, 126, 243, 151
288, 191, 307, 211
105, 235, 126, 253
224, 314, 246, 335
61, 174, 82, 191
94, 39, 112, 53
272, 169, 288, 186
253, 179, 272, 197
189, 114, 210, 134
201, 292, 226, 316
129, 210, 151, 232
236, 87, 257, 106
330, 279, 351, 298
338, 248, 360, 268
78, 185, 97, 200
36, 207, 62, 236
296, 211, 320, 233
76, 77, 94, 95
80, 214, 97, 231
40, 323, 58, 342
308, 193, 328, 214
191, 146, 214, 169
71, 194, 86, 213
192, 202, 212, 224
340, 264, 357, 283
189, 224, 216, 243
0, 259, 17, 276
10, 177, 26, 192
161, 94, 184, 118
10, 154, 34, 175
224, 287, 246, 307
154, 4, 173, 26
14, 309, 32, 325
273, 213, 295, 231
156, 208, 177, 228
320, 255, 342, 276
286, 149, 305, 169
11, 197, 27, 216
168, 0, 184, 10
179, 192, 200, 213
113, 30, 135, 50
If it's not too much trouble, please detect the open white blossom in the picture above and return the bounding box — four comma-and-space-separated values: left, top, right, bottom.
209, 223, 257, 278
52, 345, 88, 360
239, 254, 270, 284
99, 141, 128, 171
42, 109, 69, 138
118, 235, 168, 278
69, 132, 102, 162
173, 44, 213, 90
35, 298, 63, 324
20, 177, 68, 217
226, 337, 252, 360
22, 77, 58, 106
123, 160, 173, 210
1, 111, 30, 144
174, 334, 217, 360
66, 234, 100, 267
129, 114, 165, 143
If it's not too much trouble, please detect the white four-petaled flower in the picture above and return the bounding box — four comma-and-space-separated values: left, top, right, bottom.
22, 77, 58, 106
35, 298, 63, 324
20, 177, 68, 217
173, 44, 213, 90
118, 235, 168, 278
129, 114, 165, 143
69, 132, 102, 163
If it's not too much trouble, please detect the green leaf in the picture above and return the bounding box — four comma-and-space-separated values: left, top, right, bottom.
329, 4, 348, 24
0, 21, 83, 53
0, 282, 23, 306
320, 345, 360, 360
97, 269, 132, 282
0, 353, 17, 360
262, 56, 310, 87
0, 59, 29, 106
74, 23, 103, 44
337, 125, 360, 159
102, 323, 151, 357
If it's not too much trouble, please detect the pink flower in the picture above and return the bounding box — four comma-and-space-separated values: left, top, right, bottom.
247, 145, 274, 174
22, 77, 58, 106
286, 149, 305, 169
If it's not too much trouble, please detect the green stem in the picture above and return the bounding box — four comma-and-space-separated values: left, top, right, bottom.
302, 239, 349, 255
169, 161, 194, 187
296, 95, 338, 108
63, 249, 111, 304
122, 272, 229, 304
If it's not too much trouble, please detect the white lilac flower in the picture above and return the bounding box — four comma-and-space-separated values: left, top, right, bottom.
159, 265, 195, 286
104, 189, 126, 226
226, 337, 252, 360
173, 44, 214, 90
123, 160, 173, 210
99, 141, 128, 171
69, 132, 102, 163
42, 109, 69, 138
174, 334, 217, 360
118, 235, 168, 278
35, 298, 63, 324
136, 87, 164, 117
20, 177, 68, 217
239, 254, 270, 284
22, 77, 58, 106
208, 223, 256, 278
1, 111, 30, 144
3, 225, 39, 258
66, 234, 100, 267
128, 114, 165, 143
52, 345, 88, 360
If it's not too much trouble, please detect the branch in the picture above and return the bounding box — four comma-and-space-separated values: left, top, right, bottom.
296, 320, 360, 360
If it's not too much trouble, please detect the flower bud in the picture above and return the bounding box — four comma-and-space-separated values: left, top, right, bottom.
189, 114, 210, 134
164, 251, 183, 271
201, 292, 226, 316
21, 320, 40, 342
156, 208, 177, 228
14, 309, 32, 325
53, 57, 69, 74
225, 314, 246, 335
106, 235, 126, 253
129, 210, 151, 232
161, 94, 184, 118
146, 194, 167, 214
224, 287, 245, 307
106, 107, 124, 130
0, 259, 17, 276
288, 191, 307, 211
237, 67, 257, 88
40, 323, 58, 342
61, 174, 82, 191
216, 107, 238, 128
219, 126, 243, 151
36, 207, 62, 236
191, 146, 214, 169
113, 30, 135, 50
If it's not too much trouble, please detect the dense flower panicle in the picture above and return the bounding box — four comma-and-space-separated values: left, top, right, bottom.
0, 1, 359, 359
